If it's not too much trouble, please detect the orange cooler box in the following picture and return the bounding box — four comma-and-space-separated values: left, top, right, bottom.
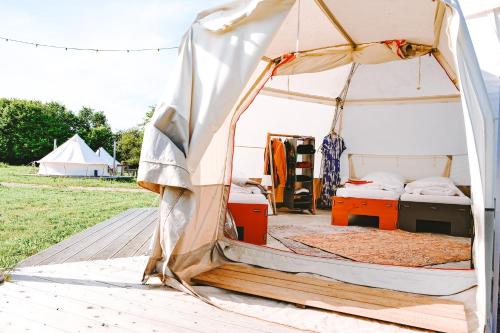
228, 192, 268, 245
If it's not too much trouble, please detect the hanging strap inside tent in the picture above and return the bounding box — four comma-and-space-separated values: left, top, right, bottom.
330, 63, 359, 135
295, 0, 301, 55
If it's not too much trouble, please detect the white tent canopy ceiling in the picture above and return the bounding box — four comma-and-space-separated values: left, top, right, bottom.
38, 134, 109, 176
138, 0, 496, 332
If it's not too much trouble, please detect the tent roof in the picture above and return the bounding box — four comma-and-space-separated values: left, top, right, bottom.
96, 147, 121, 167
264, 0, 439, 59
38, 134, 107, 165
198, 0, 458, 100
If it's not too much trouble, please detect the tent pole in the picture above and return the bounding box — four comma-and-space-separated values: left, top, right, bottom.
113, 140, 117, 176
433, 51, 459, 89
433, 1, 446, 49
314, 0, 356, 48
261, 87, 460, 105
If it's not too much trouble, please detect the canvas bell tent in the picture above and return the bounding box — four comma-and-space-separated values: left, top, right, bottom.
38, 134, 109, 176
138, 0, 498, 331
95, 147, 122, 174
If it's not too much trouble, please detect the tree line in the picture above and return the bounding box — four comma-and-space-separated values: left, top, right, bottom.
0, 98, 152, 168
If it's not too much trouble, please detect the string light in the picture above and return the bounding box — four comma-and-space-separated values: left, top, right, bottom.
0, 35, 179, 53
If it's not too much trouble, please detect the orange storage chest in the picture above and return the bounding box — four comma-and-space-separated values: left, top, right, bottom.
228, 192, 268, 245
331, 196, 398, 230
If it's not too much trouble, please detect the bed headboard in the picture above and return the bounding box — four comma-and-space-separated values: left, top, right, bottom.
348, 154, 452, 182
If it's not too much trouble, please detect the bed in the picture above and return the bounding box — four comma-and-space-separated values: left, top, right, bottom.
332, 172, 404, 230
227, 182, 269, 245
398, 177, 473, 237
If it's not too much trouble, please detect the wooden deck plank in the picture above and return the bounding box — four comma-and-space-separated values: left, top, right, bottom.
9, 275, 291, 333
4, 257, 303, 333
10, 261, 301, 333
223, 263, 462, 307
1, 280, 206, 333
133, 225, 156, 257
193, 264, 469, 333
37, 208, 151, 265
60, 208, 152, 263
115, 214, 158, 258
17, 208, 140, 267
0, 311, 68, 333
88, 209, 158, 260
0, 283, 129, 332
214, 266, 465, 319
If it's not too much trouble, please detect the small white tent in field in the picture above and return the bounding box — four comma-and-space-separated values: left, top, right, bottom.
95, 147, 122, 174
138, 0, 498, 331
38, 134, 109, 176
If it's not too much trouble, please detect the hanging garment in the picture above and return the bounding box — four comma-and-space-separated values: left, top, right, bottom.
320, 134, 346, 207
284, 139, 296, 187
264, 139, 287, 203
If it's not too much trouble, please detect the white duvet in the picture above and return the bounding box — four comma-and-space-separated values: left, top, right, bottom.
404, 177, 463, 197
230, 183, 261, 195
344, 171, 405, 194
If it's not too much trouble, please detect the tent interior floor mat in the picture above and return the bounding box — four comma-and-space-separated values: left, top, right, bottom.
267, 224, 369, 259
192, 263, 469, 333
289, 229, 471, 267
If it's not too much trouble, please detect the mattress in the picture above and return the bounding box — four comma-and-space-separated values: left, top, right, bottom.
400, 193, 472, 205
229, 192, 268, 205
336, 188, 401, 200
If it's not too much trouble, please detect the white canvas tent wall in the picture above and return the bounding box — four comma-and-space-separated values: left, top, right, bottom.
95, 147, 122, 174
38, 134, 109, 176
233, 57, 471, 185
138, 0, 497, 331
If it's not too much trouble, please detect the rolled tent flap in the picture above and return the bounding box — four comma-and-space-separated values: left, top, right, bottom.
137, 0, 295, 279
273, 42, 432, 76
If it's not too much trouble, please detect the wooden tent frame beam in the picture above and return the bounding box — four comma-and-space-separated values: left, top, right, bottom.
314, 0, 357, 48
261, 87, 460, 106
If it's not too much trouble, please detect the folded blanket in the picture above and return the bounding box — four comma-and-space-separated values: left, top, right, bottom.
405, 177, 462, 197
230, 183, 262, 195
344, 171, 404, 193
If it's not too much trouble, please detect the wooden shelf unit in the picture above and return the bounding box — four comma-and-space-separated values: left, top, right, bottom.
266, 133, 316, 214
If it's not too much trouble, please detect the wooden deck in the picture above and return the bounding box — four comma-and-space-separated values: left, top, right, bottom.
18, 208, 158, 268
194, 264, 469, 333
3, 207, 476, 332
1, 257, 301, 333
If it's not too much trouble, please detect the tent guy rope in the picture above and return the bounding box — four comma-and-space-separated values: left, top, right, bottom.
0, 35, 179, 53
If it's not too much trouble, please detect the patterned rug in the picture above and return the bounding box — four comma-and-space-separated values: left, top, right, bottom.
290, 229, 471, 267
267, 225, 368, 259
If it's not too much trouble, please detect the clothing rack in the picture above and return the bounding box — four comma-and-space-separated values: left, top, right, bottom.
266, 133, 316, 215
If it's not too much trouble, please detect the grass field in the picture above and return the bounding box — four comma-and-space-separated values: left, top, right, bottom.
0, 163, 140, 189
0, 164, 158, 269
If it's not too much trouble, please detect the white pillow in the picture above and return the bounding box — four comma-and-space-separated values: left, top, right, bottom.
405, 177, 461, 196
358, 171, 404, 193
406, 176, 455, 188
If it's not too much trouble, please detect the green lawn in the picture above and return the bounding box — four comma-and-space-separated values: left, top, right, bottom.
0, 184, 158, 270
0, 163, 140, 189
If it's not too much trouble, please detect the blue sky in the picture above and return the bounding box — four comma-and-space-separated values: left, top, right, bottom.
0, 0, 226, 130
